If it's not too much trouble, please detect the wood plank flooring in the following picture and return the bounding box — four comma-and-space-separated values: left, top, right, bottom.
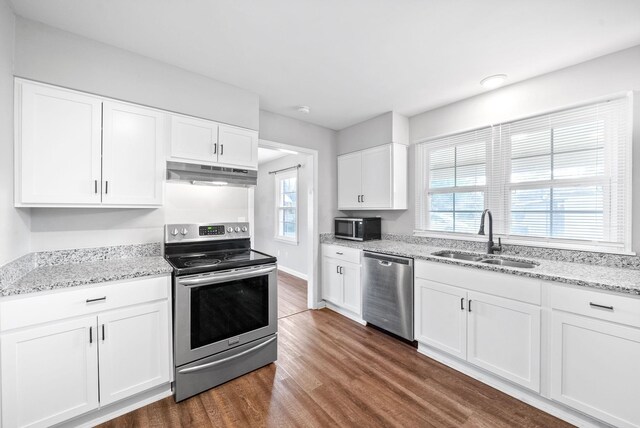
277, 271, 308, 319
99, 307, 572, 428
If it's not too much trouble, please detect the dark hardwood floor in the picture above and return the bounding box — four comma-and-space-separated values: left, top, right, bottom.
277, 271, 308, 319
99, 307, 572, 427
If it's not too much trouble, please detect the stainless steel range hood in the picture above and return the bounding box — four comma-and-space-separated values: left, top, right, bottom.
166, 161, 257, 187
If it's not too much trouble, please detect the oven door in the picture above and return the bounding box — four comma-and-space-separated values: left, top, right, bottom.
174, 264, 278, 367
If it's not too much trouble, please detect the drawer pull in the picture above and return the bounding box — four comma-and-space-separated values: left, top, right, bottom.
86, 297, 107, 303
336, 252, 344, 255
589, 302, 614, 311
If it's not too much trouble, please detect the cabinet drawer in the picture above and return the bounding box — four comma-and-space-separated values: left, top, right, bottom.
548, 283, 640, 328
0, 275, 170, 331
322, 244, 361, 264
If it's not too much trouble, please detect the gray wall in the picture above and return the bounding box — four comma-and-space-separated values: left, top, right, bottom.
14, 17, 259, 130
258, 110, 339, 233
406, 45, 640, 250
0, 1, 30, 265
254, 153, 310, 275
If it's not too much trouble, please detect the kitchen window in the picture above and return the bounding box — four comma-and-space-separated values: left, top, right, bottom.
415, 95, 632, 253
275, 169, 298, 243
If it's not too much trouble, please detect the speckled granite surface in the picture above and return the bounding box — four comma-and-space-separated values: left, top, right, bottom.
321, 235, 640, 296
0, 243, 172, 297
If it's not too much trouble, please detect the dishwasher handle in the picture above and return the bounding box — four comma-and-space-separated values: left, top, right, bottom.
363, 251, 413, 266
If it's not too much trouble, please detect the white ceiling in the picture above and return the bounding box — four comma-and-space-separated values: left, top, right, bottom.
10, 0, 640, 130
257, 147, 289, 165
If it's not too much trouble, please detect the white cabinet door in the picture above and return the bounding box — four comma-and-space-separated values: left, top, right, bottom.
341, 262, 361, 316
467, 291, 540, 392
97, 301, 171, 406
322, 257, 343, 306
415, 279, 467, 360
550, 311, 640, 428
102, 102, 165, 206
18, 82, 102, 205
170, 114, 218, 163
361, 145, 392, 209
217, 125, 258, 169
1, 317, 99, 428
337, 152, 362, 209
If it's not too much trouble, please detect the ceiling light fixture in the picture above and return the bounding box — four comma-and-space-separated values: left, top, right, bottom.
297, 105, 310, 114
480, 74, 507, 89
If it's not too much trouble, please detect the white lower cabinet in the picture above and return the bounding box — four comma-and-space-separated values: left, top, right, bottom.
415, 277, 540, 392
550, 310, 640, 428
466, 291, 540, 392
97, 302, 171, 406
0, 317, 99, 428
0, 276, 172, 428
321, 244, 362, 317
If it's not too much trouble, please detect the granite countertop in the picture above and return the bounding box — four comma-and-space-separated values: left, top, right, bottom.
0, 244, 173, 298
323, 238, 640, 296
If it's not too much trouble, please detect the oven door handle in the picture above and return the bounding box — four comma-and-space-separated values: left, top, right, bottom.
178, 266, 276, 287
177, 335, 277, 374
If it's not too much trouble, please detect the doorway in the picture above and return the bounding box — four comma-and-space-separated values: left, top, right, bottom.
250, 139, 319, 314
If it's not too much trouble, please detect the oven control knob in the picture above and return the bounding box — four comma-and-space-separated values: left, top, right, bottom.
241, 226, 248, 232
234, 227, 241, 233
180, 228, 188, 236
171, 228, 179, 236
227, 227, 233, 233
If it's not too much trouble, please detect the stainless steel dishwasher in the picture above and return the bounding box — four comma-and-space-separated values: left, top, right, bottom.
362, 251, 414, 341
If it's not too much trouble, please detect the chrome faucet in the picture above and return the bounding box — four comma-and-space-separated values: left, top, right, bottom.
478, 209, 502, 254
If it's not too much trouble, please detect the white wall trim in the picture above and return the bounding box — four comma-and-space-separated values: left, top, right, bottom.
324, 302, 366, 325
278, 265, 308, 281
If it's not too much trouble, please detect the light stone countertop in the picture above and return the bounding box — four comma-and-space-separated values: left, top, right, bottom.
322, 238, 640, 296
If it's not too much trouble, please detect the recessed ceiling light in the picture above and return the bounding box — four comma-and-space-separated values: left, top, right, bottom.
480, 74, 507, 89
297, 105, 310, 114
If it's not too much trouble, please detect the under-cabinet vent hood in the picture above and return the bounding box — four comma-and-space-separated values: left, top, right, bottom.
166, 161, 257, 187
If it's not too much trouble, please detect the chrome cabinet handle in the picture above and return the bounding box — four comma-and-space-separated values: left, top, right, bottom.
336, 265, 340, 274
178, 335, 277, 374
213, 142, 217, 154
468, 300, 472, 312
336, 252, 344, 255
94, 180, 98, 194
105, 181, 109, 194
89, 326, 93, 344
179, 266, 276, 286
358, 195, 361, 203
590, 302, 614, 311
339, 266, 344, 274
220, 144, 224, 155
361, 194, 365, 202
86, 297, 107, 303
460, 297, 464, 311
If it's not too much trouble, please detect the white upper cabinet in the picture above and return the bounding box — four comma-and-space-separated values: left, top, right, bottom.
16, 82, 103, 205
169, 115, 258, 169
337, 143, 407, 210
217, 124, 258, 169
102, 101, 165, 206
170, 115, 218, 163
15, 80, 166, 208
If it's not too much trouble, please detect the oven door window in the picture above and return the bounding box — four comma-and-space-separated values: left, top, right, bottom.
190, 275, 269, 349
335, 220, 354, 238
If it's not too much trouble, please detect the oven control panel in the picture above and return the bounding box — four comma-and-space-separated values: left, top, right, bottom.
165, 222, 251, 243
199, 225, 226, 236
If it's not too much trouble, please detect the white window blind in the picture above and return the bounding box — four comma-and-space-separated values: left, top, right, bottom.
416, 95, 632, 252
416, 128, 491, 234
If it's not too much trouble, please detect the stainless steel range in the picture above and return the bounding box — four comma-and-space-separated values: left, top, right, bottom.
164, 222, 278, 402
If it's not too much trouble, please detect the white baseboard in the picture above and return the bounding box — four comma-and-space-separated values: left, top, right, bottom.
57, 383, 173, 428
324, 301, 366, 325
416, 344, 607, 428
278, 265, 308, 281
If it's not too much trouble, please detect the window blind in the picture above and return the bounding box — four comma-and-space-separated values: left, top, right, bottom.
415, 95, 632, 252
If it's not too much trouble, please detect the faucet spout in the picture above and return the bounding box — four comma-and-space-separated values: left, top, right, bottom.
478, 209, 501, 254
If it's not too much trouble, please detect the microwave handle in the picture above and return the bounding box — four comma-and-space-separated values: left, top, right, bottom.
179, 266, 276, 287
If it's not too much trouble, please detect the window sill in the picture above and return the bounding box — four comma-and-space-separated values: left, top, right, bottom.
274, 237, 299, 246
413, 230, 635, 256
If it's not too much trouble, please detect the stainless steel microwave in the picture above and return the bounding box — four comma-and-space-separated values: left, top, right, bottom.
334, 217, 381, 241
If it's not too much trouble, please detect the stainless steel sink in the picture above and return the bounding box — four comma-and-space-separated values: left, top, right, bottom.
432, 251, 484, 262
480, 259, 536, 268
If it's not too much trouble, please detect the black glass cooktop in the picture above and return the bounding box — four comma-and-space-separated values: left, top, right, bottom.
166, 248, 276, 276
